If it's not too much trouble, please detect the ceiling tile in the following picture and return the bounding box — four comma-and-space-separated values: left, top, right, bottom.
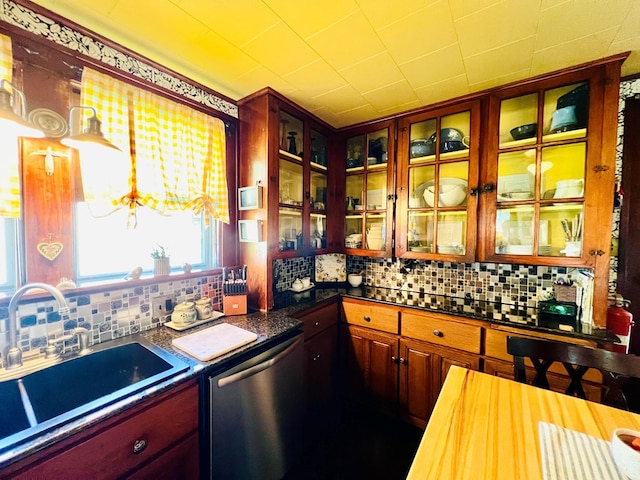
312, 84, 370, 114
282, 59, 348, 97
467, 68, 530, 91
399, 43, 465, 89
414, 73, 470, 104
377, 3, 458, 65
242, 21, 320, 76
331, 103, 381, 128
620, 50, 640, 78
536, 0, 633, 50
177, 0, 280, 47
455, 0, 541, 58
234, 65, 295, 98
339, 52, 405, 94
448, 0, 504, 20
306, 11, 386, 71
531, 26, 621, 76
264, 0, 359, 39
358, 0, 439, 30
362, 80, 420, 111
464, 36, 536, 85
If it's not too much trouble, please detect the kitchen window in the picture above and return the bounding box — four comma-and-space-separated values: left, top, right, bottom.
0, 218, 18, 293
75, 204, 218, 282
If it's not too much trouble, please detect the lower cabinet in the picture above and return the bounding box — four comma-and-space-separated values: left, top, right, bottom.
341, 324, 399, 414
1, 380, 199, 480
296, 300, 340, 443
399, 337, 480, 429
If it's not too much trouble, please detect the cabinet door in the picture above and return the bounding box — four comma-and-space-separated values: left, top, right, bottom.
395, 100, 480, 262
399, 338, 480, 429
343, 119, 396, 256
479, 71, 608, 266
127, 431, 199, 480
276, 106, 333, 257
304, 324, 338, 409
340, 324, 398, 412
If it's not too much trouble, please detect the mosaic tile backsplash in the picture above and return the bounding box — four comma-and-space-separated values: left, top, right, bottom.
273, 255, 579, 312
0, 274, 222, 365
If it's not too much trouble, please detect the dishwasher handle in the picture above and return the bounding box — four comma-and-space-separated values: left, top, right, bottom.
217, 336, 302, 388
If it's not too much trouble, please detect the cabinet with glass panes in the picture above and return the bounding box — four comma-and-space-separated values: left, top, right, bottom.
343, 120, 395, 256
479, 70, 607, 266
277, 110, 329, 254
476, 58, 626, 327
395, 100, 480, 261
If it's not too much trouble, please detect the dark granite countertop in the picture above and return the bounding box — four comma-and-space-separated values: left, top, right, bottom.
272, 283, 616, 344
1, 283, 616, 469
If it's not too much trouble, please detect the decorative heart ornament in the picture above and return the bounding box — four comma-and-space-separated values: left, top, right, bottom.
37, 241, 64, 261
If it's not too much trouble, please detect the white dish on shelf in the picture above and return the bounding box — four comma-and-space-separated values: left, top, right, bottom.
505, 245, 533, 255
164, 311, 225, 331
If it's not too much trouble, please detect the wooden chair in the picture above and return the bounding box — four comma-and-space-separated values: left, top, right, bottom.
506, 336, 640, 411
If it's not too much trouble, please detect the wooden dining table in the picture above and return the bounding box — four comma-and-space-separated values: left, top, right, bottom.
406, 365, 640, 479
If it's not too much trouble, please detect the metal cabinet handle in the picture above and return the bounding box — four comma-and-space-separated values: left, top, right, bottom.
314, 321, 319, 326
433, 329, 443, 337
133, 439, 147, 454
391, 356, 398, 364
313, 354, 321, 361
363, 316, 371, 322
399, 357, 407, 365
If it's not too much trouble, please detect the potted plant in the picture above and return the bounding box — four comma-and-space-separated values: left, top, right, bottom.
151, 245, 171, 276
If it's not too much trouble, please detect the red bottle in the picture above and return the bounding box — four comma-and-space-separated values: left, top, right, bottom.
607, 294, 634, 353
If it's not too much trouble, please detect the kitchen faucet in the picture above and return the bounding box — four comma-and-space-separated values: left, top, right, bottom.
6, 283, 71, 370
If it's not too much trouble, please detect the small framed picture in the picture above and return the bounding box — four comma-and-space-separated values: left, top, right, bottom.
239, 220, 263, 243
238, 185, 263, 210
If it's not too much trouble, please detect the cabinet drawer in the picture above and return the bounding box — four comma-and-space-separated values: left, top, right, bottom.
8, 383, 199, 479
298, 301, 339, 340
342, 300, 399, 334
401, 312, 482, 354
484, 328, 602, 383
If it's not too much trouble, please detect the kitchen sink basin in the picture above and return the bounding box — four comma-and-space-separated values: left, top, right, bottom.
0, 341, 189, 454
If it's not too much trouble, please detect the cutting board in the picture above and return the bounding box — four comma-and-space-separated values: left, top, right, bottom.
171, 323, 258, 361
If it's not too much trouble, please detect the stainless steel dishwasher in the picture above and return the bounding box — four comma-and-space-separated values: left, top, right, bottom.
208, 333, 304, 480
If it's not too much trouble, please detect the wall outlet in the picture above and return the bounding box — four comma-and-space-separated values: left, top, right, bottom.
151, 294, 176, 321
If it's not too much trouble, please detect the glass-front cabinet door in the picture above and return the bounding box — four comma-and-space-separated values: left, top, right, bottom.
480, 74, 603, 266
277, 109, 331, 255
344, 120, 395, 256
395, 101, 480, 261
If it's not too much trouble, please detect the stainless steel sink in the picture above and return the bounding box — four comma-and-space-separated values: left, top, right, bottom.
0, 341, 189, 454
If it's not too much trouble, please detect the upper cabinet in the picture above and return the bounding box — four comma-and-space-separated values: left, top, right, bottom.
342, 119, 396, 257
477, 65, 616, 268
277, 109, 330, 254
238, 89, 336, 310
395, 100, 481, 262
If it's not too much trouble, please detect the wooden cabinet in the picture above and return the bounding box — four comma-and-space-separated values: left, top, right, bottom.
395, 100, 481, 262
1, 381, 199, 480
340, 299, 481, 428
297, 300, 340, 423
399, 337, 479, 429
340, 119, 396, 256
340, 323, 399, 414
477, 58, 625, 326
238, 88, 337, 310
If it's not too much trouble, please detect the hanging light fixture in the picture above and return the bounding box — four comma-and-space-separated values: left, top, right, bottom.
61, 106, 121, 152
0, 79, 45, 138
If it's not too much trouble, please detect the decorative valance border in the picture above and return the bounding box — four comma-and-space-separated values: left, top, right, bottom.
0, 0, 238, 118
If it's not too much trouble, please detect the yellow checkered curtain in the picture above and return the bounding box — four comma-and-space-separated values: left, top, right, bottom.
79, 68, 229, 224
79, 68, 132, 217
0, 33, 21, 218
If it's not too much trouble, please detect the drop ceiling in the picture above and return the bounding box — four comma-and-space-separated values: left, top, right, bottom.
28, 0, 640, 128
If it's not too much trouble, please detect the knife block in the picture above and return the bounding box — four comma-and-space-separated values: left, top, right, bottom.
223, 294, 247, 316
